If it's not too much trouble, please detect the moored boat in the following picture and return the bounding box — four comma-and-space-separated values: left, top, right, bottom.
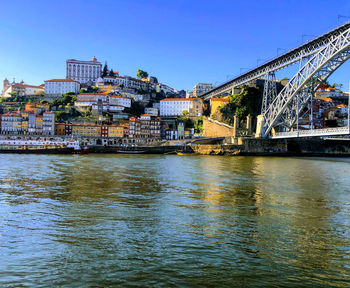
176, 152, 195, 155
0, 140, 89, 154
115, 150, 146, 154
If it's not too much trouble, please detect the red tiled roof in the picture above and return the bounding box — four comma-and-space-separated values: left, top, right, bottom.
45, 79, 79, 83
161, 98, 197, 101
12, 83, 44, 89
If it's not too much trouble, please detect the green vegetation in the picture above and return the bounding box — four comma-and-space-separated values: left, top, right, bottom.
124, 100, 144, 117
155, 90, 166, 101
51, 93, 77, 108
194, 117, 204, 134
137, 69, 148, 79
55, 108, 81, 122
102, 62, 108, 77
213, 86, 261, 125
177, 110, 194, 129
109, 69, 115, 77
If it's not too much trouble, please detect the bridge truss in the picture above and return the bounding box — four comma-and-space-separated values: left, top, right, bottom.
201, 22, 350, 138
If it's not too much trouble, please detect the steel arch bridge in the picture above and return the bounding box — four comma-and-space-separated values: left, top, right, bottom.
200, 22, 350, 138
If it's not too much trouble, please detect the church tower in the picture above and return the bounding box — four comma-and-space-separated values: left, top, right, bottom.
3, 78, 9, 93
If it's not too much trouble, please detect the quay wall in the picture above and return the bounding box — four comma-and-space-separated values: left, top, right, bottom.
192, 138, 350, 156
2, 134, 350, 156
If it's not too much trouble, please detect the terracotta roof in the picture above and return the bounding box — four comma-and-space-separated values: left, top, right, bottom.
79, 93, 106, 95
45, 79, 79, 83
110, 95, 129, 99
161, 98, 197, 101
212, 97, 229, 102
12, 83, 44, 89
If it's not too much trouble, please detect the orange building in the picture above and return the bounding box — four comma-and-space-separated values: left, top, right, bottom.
55, 123, 66, 135
210, 97, 229, 116
108, 125, 124, 137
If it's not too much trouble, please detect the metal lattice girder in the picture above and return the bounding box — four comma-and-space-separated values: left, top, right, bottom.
261, 72, 278, 114
276, 86, 314, 130
201, 22, 350, 100
263, 27, 350, 137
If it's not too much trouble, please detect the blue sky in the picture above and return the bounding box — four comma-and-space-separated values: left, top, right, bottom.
1, 0, 350, 91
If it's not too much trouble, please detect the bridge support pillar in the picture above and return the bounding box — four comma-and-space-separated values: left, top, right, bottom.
246, 115, 252, 134
255, 114, 265, 138
233, 115, 238, 138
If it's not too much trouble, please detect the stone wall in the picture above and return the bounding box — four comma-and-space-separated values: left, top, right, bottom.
203, 118, 234, 137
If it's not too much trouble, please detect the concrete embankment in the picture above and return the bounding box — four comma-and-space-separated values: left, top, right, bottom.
89, 145, 180, 154
191, 138, 350, 156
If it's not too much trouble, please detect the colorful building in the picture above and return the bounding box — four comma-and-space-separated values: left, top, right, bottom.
210, 97, 229, 116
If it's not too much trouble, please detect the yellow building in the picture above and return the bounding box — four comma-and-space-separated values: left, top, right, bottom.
97, 84, 112, 93
210, 97, 229, 116
108, 125, 124, 138
55, 123, 66, 135
72, 124, 102, 137
35, 116, 43, 134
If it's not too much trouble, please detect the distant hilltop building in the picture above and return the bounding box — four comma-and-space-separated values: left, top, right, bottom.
2, 78, 44, 97
193, 83, 214, 97
66, 57, 102, 85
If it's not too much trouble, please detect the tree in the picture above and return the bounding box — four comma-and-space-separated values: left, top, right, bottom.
102, 62, 108, 77
177, 110, 194, 128
137, 69, 148, 79
194, 117, 204, 134
9, 91, 18, 97
109, 69, 114, 77
219, 86, 262, 125
124, 100, 144, 117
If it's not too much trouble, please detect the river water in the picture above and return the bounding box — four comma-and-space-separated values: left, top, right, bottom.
0, 154, 350, 287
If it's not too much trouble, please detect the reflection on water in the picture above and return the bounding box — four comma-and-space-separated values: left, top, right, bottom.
0, 154, 350, 287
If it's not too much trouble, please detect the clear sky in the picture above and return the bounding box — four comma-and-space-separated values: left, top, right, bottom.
1, 0, 350, 91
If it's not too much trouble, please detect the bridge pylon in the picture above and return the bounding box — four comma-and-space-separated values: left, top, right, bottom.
261, 72, 278, 115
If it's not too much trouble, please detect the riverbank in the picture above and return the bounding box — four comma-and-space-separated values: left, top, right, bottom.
86, 138, 350, 157
190, 138, 350, 157
1, 134, 350, 156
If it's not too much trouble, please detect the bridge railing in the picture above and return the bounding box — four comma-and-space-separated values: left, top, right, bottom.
272, 126, 350, 138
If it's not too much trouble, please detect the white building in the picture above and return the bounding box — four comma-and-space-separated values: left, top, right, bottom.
156, 83, 178, 95
160, 98, 203, 117
109, 95, 131, 108
66, 57, 102, 84
44, 79, 80, 96
74, 93, 131, 112
42, 112, 55, 135
193, 83, 214, 97
76, 93, 109, 102
91, 103, 124, 113
145, 107, 159, 116
0, 112, 23, 134
2, 80, 44, 97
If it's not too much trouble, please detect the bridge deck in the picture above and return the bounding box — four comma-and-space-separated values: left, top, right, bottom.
271, 127, 350, 139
